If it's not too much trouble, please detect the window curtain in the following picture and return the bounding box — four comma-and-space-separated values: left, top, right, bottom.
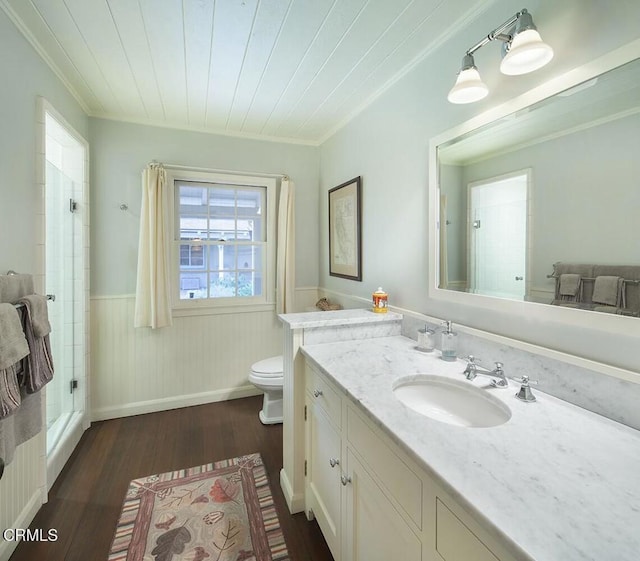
276, 177, 295, 314
439, 194, 449, 289
134, 163, 173, 328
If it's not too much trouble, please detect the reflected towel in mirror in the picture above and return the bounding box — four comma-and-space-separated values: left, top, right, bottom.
559, 274, 581, 297
592, 276, 621, 306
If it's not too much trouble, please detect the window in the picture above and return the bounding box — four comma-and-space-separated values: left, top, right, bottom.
169, 170, 276, 309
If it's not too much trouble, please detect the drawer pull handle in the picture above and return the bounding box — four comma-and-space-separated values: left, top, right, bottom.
313, 389, 323, 398
329, 458, 340, 468
341, 475, 352, 486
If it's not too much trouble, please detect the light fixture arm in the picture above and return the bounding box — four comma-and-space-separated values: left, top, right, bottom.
465, 9, 527, 56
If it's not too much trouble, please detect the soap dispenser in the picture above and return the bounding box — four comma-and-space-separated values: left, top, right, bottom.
440, 321, 458, 362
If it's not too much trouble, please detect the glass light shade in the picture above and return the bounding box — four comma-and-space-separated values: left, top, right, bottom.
500, 28, 554, 75
447, 67, 489, 104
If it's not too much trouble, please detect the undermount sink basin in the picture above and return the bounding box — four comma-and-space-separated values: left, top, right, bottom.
393, 375, 511, 428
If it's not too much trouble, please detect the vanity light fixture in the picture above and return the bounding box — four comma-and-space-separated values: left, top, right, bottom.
448, 8, 553, 104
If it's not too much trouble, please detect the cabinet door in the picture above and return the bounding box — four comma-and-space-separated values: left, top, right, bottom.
343, 450, 422, 561
307, 400, 342, 560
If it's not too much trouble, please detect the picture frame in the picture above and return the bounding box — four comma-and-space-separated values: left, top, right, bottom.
328, 176, 362, 281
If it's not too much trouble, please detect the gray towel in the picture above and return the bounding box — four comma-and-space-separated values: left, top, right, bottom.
18, 295, 51, 337
592, 276, 620, 306
0, 365, 21, 419
0, 303, 30, 370
0, 274, 34, 304
0, 390, 42, 466
19, 303, 54, 394
559, 274, 581, 297
0, 304, 29, 418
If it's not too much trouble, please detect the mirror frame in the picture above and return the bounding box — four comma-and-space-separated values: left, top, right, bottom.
428, 38, 640, 337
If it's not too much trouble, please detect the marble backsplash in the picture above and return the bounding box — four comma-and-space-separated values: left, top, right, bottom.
402, 315, 640, 431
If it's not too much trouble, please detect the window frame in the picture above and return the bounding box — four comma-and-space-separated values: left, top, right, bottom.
168, 168, 276, 315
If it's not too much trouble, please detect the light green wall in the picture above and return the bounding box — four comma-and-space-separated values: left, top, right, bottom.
0, 8, 88, 275
89, 118, 320, 296
318, 0, 640, 371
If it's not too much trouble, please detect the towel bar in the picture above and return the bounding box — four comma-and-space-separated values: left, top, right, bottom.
13, 294, 55, 309
547, 273, 640, 285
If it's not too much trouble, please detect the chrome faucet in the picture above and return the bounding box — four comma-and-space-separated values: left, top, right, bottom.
463, 355, 509, 388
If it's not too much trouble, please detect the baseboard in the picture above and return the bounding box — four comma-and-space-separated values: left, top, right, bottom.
91, 385, 262, 422
280, 468, 305, 514
0, 490, 43, 561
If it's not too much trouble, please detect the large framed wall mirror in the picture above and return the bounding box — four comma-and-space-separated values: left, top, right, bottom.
429, 40, 640, 333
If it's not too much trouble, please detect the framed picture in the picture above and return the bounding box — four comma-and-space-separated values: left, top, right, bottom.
329, 176, 362, 281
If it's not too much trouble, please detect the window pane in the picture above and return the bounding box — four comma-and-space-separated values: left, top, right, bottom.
237, 188, 265, 241
238, 245, 262, 271
239, 270, 262, 297
179, 272, 207, 300
209, 245, 236, 271
209, 188, 235, 216
180, 243, 206, 267
179, 185, 208, 215
210, 272, 237, 297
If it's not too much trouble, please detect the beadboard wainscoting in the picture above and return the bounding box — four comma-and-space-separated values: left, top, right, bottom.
0, 433, 45, 561
90, 295, 304, 421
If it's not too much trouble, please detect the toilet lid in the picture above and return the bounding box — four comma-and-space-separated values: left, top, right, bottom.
252, 356, 283, 377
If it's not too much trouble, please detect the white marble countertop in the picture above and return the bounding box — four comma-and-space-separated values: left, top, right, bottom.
279, 308, 402, 329
300, 335, 640, 561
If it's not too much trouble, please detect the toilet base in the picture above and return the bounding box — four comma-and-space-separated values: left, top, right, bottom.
259, 409, 283, 425
258, 392, 283, 425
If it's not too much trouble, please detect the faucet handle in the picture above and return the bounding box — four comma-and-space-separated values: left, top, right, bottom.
466, 355, 480, 364
512, 375, 538, 402
494, 361, 504, 371
512, 375, 538, 386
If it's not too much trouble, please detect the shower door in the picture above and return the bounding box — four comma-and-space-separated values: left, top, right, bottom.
468, 172, 528, 300
45, 161, 76, 453
43, 106, 87, 484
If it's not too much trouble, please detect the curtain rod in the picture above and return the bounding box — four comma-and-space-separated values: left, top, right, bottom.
149, 161, 289, 181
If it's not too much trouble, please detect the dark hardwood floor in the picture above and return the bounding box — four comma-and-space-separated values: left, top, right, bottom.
10, 396, 332, 561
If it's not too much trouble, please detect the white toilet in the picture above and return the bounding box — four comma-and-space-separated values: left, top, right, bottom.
249, 355, 284, 425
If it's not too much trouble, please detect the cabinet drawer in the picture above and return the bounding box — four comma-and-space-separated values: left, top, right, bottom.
306, 364, 342, 427
346, 406, 422, 528
436, 499, 499, 561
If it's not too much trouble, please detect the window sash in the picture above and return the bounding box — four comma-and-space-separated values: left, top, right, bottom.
169, 170, 276, 310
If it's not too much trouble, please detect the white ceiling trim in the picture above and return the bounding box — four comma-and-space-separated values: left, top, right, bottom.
93, 112, 320, 147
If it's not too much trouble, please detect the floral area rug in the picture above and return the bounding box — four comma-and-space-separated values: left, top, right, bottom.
108, 453, 290, 561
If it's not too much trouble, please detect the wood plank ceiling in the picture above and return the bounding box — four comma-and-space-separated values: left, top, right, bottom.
2, 0, 487, 144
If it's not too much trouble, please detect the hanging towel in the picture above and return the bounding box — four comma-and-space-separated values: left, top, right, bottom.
0, 365, 21, 419
592, 276, 620, 306
0, 303, 30, 370
0, 274, 34, 304
18, 295, 51, 337
0, 390, 42, 466
559, 274, 581, 297
17, 300, 54, 394
0, 304, 30, 418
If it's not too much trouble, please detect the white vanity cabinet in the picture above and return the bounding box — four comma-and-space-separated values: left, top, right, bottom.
305, 362, 343, 559
304, 360, 518, 561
